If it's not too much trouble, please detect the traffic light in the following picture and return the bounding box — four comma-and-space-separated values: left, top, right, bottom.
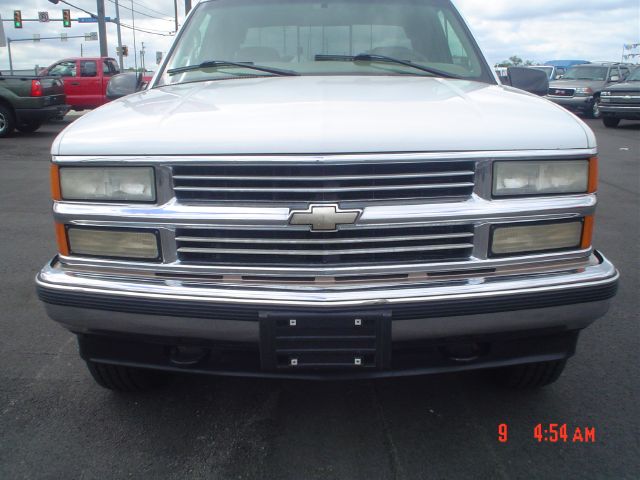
62, 9, 71, 28
122, 46, 129, 57
14, 10, 22, 29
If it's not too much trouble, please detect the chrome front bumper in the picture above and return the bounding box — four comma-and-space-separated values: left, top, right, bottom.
545, 95, 594, 110
600, 104, 640, 117
37, 252, 619, 343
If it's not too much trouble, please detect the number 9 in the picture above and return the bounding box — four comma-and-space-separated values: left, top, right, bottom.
498, 423, 508, 443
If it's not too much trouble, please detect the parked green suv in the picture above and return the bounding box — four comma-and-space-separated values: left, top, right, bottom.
546, 63, 633, 118
0, 74, 68, 137
600, 67, 640, 128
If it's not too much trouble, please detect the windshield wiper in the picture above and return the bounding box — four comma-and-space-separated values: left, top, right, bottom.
315, 53, 461, 79
167, 60, 299, 77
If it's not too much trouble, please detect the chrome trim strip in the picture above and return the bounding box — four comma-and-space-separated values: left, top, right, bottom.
36, 254, 618, 307
51, 149, 598, 165
53, 194, 596, 227
57, 248, 593, 277
600, 105, 640, 110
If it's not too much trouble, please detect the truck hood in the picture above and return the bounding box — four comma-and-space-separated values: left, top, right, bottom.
53, 76, 594, 155
549, 79, 604, 89
605, 81, 640, 92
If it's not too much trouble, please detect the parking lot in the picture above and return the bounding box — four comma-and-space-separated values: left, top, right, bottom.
0, 117, 638, 479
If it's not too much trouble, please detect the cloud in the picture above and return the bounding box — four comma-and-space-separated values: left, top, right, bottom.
455, 0, 636, 21
454, 0, 640, 65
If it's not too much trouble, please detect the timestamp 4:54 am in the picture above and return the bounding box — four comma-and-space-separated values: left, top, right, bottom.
498, 423, 596, 443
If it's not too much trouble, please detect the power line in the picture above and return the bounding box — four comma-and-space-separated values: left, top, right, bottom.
105, 0, 174, 22
130, 0, 174, 19
119, 22, 175, 36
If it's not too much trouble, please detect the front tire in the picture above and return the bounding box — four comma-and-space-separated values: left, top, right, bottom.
589, 96, 601, 119
602, 117, 620, 128
492, 359, 567, 389
16, 121, 43, 134
86, 361, 168, 392
0, 104, 16, 138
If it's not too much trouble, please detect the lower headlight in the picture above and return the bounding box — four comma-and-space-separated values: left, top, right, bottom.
491, 221, 583, 256
67, 227, 160, 260
493, 160, 590, 197
59, 167, 155, 202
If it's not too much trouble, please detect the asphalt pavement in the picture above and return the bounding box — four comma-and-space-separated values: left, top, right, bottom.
0, 117, 638, 479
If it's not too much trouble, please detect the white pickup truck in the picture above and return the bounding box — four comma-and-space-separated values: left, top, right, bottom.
37, 0, 618, 392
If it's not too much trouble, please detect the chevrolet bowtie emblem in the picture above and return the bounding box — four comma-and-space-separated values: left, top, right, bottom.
289, 204, 362, 231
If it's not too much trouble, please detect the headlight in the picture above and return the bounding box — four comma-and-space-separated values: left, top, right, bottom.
66, 227, 160, 260
493, 160, 591, 197
575, 87, 593, 95
601, 91, 611, 96
59, 167, 155, 202
491, 221, 583, 256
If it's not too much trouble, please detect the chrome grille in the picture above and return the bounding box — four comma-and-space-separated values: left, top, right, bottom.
176, 224, 474, 266
548, 88, 575, 97
604, 92, 640, 106
172, 161, 476, 204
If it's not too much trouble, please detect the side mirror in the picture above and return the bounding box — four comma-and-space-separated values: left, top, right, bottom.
609, 75, 620, 82
106, 72, 143, 100
505, 67, 549, 96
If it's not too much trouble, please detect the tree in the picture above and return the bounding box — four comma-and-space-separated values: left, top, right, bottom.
495, 55, 536, 68
509, 55, 523, 66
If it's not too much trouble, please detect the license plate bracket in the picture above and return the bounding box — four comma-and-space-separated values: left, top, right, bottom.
259, 310, 391, 371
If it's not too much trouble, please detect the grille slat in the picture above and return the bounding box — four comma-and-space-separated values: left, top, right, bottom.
175, 232, 473, 245
176, 225, 474, 267
177, 243, 474, 256
173, 182, 475, 193
548, 88, 575, 97
172, 171, 475, 181
172, 161, 476, 204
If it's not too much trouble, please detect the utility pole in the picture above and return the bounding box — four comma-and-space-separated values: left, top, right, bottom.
174, 0, 179, 32
47, 0, 108, 56
7, 38, 13, 75
140, 42, 145, 72
185, 0, 192, 15
96, 0, 108, 57
114, 0, 124, 70
131, 0, 138, 72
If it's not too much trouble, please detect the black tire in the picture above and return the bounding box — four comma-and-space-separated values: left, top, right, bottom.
492, 359, 567, 389
16, 121, 42, 134
0, 104, 16, 138
602, 117, 620, 128
86, 361, 168, 392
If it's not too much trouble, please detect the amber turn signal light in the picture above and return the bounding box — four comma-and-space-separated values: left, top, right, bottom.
50, 164, 62, 201
581, 216, 595, 250
55, 223, 70, 256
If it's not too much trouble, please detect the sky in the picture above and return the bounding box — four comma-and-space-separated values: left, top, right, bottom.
0, 0, 638, 72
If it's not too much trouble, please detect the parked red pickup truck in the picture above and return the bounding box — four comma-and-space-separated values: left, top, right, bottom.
40, 57, 121, 111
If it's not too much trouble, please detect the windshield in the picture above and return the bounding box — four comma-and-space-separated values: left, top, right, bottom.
158, 0, 491, 86
531, 66, 553, 78
627, 69, 640, 81
562, 66, 609, 81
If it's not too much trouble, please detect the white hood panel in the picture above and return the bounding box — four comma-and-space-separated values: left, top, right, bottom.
53, 76, 592, 156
